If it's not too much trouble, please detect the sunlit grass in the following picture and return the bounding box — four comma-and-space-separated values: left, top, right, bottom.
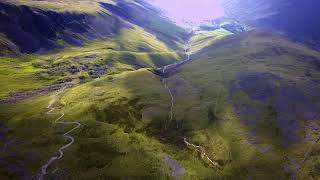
190, 28, 233, 53
0, 26, 181, 99
13, 0, 115, 13
0, 56, 53, 98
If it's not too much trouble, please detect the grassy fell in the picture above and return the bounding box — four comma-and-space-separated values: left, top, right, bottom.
2, 13, 320, 179
169, 30, 320, 179
0, 26, 181, 100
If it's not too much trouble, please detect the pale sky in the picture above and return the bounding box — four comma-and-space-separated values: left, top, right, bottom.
149, 0, 225, 23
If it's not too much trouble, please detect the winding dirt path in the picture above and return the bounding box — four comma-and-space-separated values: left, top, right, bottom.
37, 89, 81, 180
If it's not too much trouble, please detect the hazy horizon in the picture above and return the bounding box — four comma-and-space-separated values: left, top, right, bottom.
149, 0, 225, 24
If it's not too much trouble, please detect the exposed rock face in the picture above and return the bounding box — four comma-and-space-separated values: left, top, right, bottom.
220, 0, 320, 47
0, 2, 128, 53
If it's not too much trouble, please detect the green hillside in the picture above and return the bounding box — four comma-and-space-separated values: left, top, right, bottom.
161, 30, 320, 179
1, 1, 320, 180
0, 0, 186, 101
0, 27, 181, 100
190, 28, 233, 53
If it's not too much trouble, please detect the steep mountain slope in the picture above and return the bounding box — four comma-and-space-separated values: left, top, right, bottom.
100, 0, 187, 49
0, 0, 187, 102
0, 0, 187, 53
220, 0, 320, 48
0, 1, 124, 54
